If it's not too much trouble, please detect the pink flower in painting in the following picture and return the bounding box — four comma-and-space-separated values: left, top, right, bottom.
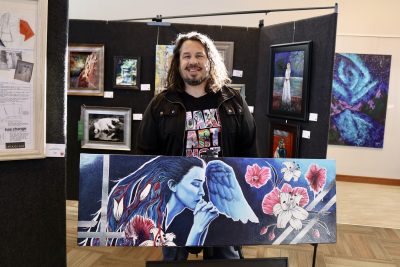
312, 229, 320, 239
245, 163, 271, 188
260, 225, 269, 235
305, 164, 327, 194
262, 184, 309, 230
268, 230, 276, 241
125, 215, 155, 243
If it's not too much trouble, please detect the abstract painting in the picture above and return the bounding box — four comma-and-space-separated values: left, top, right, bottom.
329, 53, 392, 148
78, 154, 336, 247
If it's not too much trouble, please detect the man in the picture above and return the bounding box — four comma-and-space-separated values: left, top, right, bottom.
137, 31, 258, 260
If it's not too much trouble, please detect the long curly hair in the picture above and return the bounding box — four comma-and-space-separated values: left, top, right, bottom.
166, 31, 231, 93
105, 157, 205, 240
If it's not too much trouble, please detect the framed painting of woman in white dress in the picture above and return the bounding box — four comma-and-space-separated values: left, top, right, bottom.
268, 41, 312, 121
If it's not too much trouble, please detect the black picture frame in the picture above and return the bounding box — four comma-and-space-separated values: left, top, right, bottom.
113, 56, 141, 89
269, 120, 300, 158
268, 41, 312, 121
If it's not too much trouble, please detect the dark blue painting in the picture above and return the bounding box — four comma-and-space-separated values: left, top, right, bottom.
329, 53, 392, 148
78, 154, 336, 247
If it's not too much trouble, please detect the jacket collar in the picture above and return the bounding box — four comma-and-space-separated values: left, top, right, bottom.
164, 86, 234, 105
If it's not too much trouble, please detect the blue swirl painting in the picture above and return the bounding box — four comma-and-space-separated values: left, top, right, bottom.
78, 154, 336, 247
329, 53, 391, 148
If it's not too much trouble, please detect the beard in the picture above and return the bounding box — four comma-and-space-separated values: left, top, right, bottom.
182, 75, 208, 86
180, 63, 210, 86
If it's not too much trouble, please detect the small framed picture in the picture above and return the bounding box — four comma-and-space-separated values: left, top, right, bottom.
215, 41, 234, 76
230, 83, 246, 101
81, 106, 132, 151
14, 60, 34, 82
68, 44, 104, 96
269, 120, 300, 158
113, 56, 141, 89
268, 41, 312, 121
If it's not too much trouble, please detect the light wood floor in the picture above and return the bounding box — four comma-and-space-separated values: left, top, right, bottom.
67, 181, 400, 266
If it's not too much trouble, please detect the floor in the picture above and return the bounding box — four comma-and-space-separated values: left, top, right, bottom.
67, 181, 400, 266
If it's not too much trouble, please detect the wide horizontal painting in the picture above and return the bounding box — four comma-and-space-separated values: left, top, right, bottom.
329, 53, 391, 148
78, 154, 336, 247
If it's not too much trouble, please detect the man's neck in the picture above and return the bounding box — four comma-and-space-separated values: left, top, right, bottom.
184, 84, 207, 98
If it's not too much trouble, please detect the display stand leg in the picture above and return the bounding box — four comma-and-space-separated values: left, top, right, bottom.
311, 243, 318, 267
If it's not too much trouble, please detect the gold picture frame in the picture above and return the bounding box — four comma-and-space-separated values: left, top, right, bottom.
67, 44, 105, 96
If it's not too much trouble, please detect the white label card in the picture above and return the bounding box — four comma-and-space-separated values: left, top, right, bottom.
103, 91, 114, 98
302, 130, 311, 139
248, 106, 254, 113
232, 69, 243, 77
132, 113, 143, 120
46, 143, 66, 157
309, 113, 318, 121
141, 84, 151, 91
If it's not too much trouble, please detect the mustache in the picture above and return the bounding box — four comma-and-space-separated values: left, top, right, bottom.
186, 63, 201, 69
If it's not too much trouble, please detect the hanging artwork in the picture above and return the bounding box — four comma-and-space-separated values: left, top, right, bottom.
268, 41, 312, 121
78, 154, 336, 247
155, 45, 174, 96
328, 53, 392, 148
269, 120, 300, 158
67, 44, 104, 96
0, 0, 47, 161
230, 83, 246, 101
215, 41, 234, 76
80, 106, 132, 151
113, 56, 141, 89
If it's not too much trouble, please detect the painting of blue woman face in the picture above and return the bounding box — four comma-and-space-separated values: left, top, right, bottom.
174, 166, 206, 210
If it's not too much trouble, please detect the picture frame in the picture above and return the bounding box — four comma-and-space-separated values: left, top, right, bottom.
155, 44, 174, 96
214, 41, 234, 76
269, 120, 300, 158
81, 106, 132, 151
268, 41, 312, 121
230, 83, 246, 101
0, 0, 48, 161
113, 56, 141, 89
67, 44, 104, 96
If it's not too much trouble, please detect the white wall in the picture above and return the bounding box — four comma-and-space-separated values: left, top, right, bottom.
69, 0, 400, 179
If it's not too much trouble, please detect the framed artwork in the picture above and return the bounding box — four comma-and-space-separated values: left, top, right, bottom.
80, 106, 131, 151
268, 41, 312, 121
215, 41, 234, 76
68, 44, 104, 96
0, 0, 48, 161
113, 56, 141, 89
230, 83, 246, 101
155, 45, 174, 96
269, 120, 300, 158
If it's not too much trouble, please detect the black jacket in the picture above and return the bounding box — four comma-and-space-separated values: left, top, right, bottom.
137, 86, 258, 157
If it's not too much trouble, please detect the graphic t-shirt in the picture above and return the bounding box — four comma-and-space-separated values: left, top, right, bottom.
181, 92, 222, 157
